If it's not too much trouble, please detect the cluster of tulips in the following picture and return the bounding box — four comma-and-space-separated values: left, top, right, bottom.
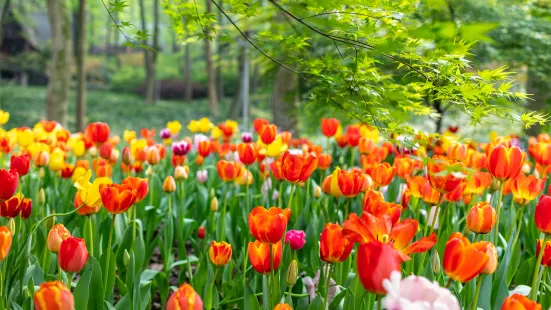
1, 108, 551, 310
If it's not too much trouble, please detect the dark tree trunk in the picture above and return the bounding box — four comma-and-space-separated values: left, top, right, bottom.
76, 0, 86, 132
271, 66, 299, 132
138, 0, 153, 104
183, 40, 192, 102
0, 0, 12, 50
204, 0, 219, 116
150, 0, 159, 104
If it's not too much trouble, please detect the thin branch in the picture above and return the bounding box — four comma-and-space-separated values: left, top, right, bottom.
100, 0, 134, 46
298, 11, 400, 22
192, 0, 208, 38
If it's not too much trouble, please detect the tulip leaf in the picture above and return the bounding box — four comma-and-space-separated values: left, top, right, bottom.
169, 256, 199, 270
329, 288, 347, 310
100, 246, 116, 300
306, 295, 323, 310
491, 227, 516, 310
115, 225, 135, 272
23, 263, 44, 288
74, 263, 93, 310
10, 301, 23, 310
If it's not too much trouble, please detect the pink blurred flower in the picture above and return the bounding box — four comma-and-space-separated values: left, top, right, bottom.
285, 230, 306, 250
172, 141, 191, 156
196, 169, 208, 183
383, 271, 460, 310
242, 132, 253, 143
160, 128, 171, 139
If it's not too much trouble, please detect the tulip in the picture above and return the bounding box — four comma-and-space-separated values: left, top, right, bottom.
447, 143, 468, 161
536, 238, 551, 267
122, 146, 133, 165
99, 183, 137, 214
336, 168, 365, 198
0, 194, 22, 218
174, 165, 189, 180
237, 143, 257, 165
58, 237, 89, 273
358, 137, 375, 154
346, 125, 361, 147
466, 202, 496, 234
99, 142, 113, 160
34, 281, 74, 310
74, 192, 100, 215
197, 226, 206, 239
10, 154, 30, 176
317, 153, 332, 170
394, 156, 416, 179
363, 198, 402, 225
0, 169, 18, 201
427, 155, 465, 193
443, 232, 489, 283
259, 124, 277, 144
274, 304, 293, 310
160, 128, 171, 140
281, 151, 318, 183
249, 206, 291, 244
20, 198, 32, 219
145, 147, 160, 165
286, 260, 298, 287
0, 226, 12, 262
535, 195, 551, 234
34, 150, 50, 167
269, 159, 285, 181
335, 135, 348, 148
166, 283, 204, 310
122, 177, 149, 202
0, 110, 9, 125
74, 169, 113, 208
248, 240, 282, 274
163, 176, 176, 193
47, 224, 71, 253
501, 294, 541, 310
210, 197, 218, 212
172, 141, 191, 156
464, 172, 492, 195
487, 145, 524, 181
313, 185, 322, 198
216, 160, 242, 181
285, 230, 306, 250
369, 162, 395, 187
510, 173, 546, 205
321, 118, 340, 137
86, 122, 110, 144
357, 242, 405, 295
196, 169, 208, 183
242, 132, 253, 143
320, 223, 353, 263
209, 241, 232, 266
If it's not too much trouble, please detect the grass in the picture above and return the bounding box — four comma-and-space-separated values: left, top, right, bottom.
0, 85, 233, 134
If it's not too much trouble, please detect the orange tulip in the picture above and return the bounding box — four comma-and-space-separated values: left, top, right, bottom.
394, 156, 416, 179
466, 202, 496, 234
0, 226, 12, 262
86, 122, 110, 144
280, 131, 292, 145
274, 303, 293, 310
532, 142, 551, 167
356, 241, 405, 295
406, 176, 427, 198
259, 124, 277, 145
249, 206, 291, 244
99, 184, 137, 214
321, 118, 340, 137
269, 159, 285, 181
465, 149, 487, 169
47, 224, 71, 253
510, 173, 546, 206
34, 281, 74, 310
487, 145, 524, 181
427, 155, 465, 193
320, 223, 354, 263
535, 195, 551, 234
166, 283, 203, 310
216, 160, 242, 182
35, 151, 50, 167
447, 143, 468, 161
444, 182, 465, 202
358, 137, 375, 154
198, 140, 211, 157
473, 241, 498, 274
443, 232, 489, 282
209, 241, 232, 266
317, 153, 332, 170
122, 177, 149, 202
501, 294, 542, 310
343, 212, 436, 256
74, 192, 101, 215
464, 172, 492, 195
421, 181, 441, 205
248, 240, 282, 274
369, 162, 395, 187
40, 120, 57, 133
237, 143, 257, 165
281, 151, 317, 183
163, 176, 176, 193
336, 168, 365, 198
253, 118, 269, 134
335, 135, 348, 148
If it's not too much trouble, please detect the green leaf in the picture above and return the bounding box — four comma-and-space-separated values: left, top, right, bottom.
74, 265, 92, 310
307, 295, 324, 310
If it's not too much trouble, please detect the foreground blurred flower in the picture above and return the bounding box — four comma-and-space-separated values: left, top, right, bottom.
34, 281, 74, 310
248, 240, 282, 274
510, 173, 546, 205
357, 242, 405, 295
487, 145, 524, 181
209, 241, 232, 266
443, 232, 489, 283
59, 237, 89, 273
166, 283, 203, 310
99, 183, 137, 214
0, 169, 18, 201
383, 271, 460, 310
74, 169, 112, 207
47, 224, 71, 253
285, 230, 306, 250
281, 151, 317, 183
320, 223, 353, 263
466, 202, 496, 234
535, 195, 551, 234
0, 226, 12, 262
321, 118, 340, 137
249, 206, 291, 244
501, 294, 541, 310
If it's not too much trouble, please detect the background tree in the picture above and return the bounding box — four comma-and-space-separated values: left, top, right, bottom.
75, 0, 86, 131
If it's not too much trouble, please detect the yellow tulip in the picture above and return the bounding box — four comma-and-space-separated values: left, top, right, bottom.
123, 130, 137, 143
334, 125, 343, 138
72, 166, 87, 183
0, 110, 9, 126
225, 120, 239, 133
27, 142, 50, 159
166, 120, 182, 136
211, 126, 221, 139
49, 148, 65, 171
73, 139, 86, 158
187, 120, 200, 133
74, 169, 112, 207
131, 139, 147, 158
17, 128, 34, 148
260, 135, 288, 157
359, 124, 379, 143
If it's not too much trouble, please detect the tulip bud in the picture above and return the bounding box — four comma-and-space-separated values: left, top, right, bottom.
122, 146, 133, 165
210, 197, 218, 212
34, 151, 50, 167
480, 242, 498, 275
110, 149, 120, 163
286, 260, 298, 287
197, 226, 206, 239
174, 166, 189, 180
146, 166, 153, 176
123, 249, 130, 267
196, 155, 204, 166
521, 162, 531, 174
46, 213, 55, 230
38, 188, 45, 205
58, 237, 89, 273
313, 185, 322, 198
47, 224, 71, 253
88, 146, 98, 157
7, 218, 15, 234
210, 188, 215, 198
432, 251, 441, 273
39, 167, 45, 178
163, 176, 176, 193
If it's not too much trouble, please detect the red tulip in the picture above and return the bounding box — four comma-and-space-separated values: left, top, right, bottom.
320, 223, 353, 263
58, 237, 89, 273
356, 242, 404, 294
86, 122, 110, 144
248, 240, 282, 274
321, 118, 340, 137
487, 145, 524, 180
10, 154, 30, 176
535, 195, 551, 234
249, 207, 291, 244
281, 151, 318, 183
0, 169, 18, 201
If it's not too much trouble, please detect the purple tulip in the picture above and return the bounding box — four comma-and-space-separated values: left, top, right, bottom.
285, 230, 306, 250
160, 128, 171, 139
242, 132, 253, 143
172, 141, 191, 156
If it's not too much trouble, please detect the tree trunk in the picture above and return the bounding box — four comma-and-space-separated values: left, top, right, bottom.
215, 0, 224, 100
46, 0, 72, 126
271, 66, 299, 132
76, 0, 86, 132
204, 0, 219, 117
183, 39, 192, 102
149, 0, 159, 104
138, 0, 153, 104
0, 0, 12, 50
526, 67, 551, 136
88, 5, 94, 53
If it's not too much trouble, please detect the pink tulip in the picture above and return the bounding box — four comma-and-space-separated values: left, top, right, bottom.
285, 230, 306, 250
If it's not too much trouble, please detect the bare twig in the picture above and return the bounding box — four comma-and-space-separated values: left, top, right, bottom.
100, 0, 134, 46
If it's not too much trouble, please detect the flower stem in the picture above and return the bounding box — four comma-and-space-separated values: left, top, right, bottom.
376, 294, 382, 310
104, 213, 116, 294
87, 216, 94, 257
270, 244, 275, 308
472, 276, 484, 310
219, 184, 229, 241
324, 264, 333, 310
493, 181, 505, 246
531, 234, 551, 300
287, 184, 296, 210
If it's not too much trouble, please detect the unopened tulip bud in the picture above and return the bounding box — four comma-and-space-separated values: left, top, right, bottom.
123, 249, 130, 267
39, 167, 45, 178
38, 188, 45, 205
210, 197, 218, 212
174, 166, 189, 180
47, 224, 71, 253
432, 251, 441, 273
34, 151, 50, 167
197, 226, 206, 239
313, 186, 322, 198
122, 147, 133, 165
7, 218, 15, 234
163, 176, 176, 193
210, 188, 215, 198
145, 166, 153, 176
521, 162, 531, 174
286, 260, 298, 287
110, 149, 120, 163
88, 146, 97, 157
